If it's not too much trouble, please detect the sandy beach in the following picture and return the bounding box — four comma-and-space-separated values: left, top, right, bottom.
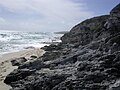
0, 48, 45, 90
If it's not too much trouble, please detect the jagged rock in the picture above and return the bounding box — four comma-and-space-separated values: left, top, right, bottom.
4, 69, 35, 84
4, 3, 120, 90
18, 59, 48, 70
105, 3, 120, 34
41, 51, 63, 61
110, 3, 120, 17
109, 80, 120, 90
61, 26, 93, 46
41, 44, 63, 51
61, 15, 109, 46
30, 55, 37, 59
11, 57, 27, 66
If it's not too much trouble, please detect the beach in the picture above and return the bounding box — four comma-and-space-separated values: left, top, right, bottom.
0, 48, 45, 90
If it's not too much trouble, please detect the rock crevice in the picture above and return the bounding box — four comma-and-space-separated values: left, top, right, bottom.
4, 3, 120, 90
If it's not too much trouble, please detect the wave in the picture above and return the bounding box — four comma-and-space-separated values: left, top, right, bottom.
0, 31, 63, 54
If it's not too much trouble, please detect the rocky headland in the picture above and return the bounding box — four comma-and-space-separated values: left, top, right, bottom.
4, 3, 120, 90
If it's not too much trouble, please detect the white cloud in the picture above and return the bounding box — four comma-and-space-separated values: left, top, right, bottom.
0, 17, 6, 24
0, 0, 94, 31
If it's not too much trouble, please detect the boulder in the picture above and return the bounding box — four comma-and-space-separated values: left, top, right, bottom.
4, 3, 120, 90
4, 69, 35, 84
11, 57, 27, 66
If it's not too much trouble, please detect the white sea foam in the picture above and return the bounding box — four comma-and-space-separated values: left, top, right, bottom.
0, 31, 63, 54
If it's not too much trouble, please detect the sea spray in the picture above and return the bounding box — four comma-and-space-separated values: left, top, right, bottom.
0, 31, 63, 54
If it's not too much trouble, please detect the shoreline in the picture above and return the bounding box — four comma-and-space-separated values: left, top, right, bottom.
0, 48, 45, 90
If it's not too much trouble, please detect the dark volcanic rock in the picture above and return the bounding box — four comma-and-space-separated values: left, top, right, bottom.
4, 3, 120, 90
18, 59, 48, 70
30, 55, 37, 59
110, 3, 120, 17
61, 15, 110, 46
11, 57, 27, 66
4, 69, 35, 84
41, 44, 63, 51
61, 25, 93, 46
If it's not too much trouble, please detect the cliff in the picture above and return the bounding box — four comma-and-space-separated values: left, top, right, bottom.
4, 3, 120, 90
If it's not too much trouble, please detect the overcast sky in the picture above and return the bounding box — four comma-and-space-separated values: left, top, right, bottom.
0, 0, 119, 32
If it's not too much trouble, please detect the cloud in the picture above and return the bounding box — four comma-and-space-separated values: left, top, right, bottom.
0, 17, 6, 24
0, 0, 94, 31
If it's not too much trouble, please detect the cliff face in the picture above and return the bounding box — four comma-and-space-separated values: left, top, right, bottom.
61, 15, 110, 46
4, 3, 120, 90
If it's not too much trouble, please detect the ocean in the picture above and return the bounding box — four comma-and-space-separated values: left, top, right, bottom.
0, 31, 63, 54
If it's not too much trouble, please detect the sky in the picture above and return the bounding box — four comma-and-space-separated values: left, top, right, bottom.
0, 0, 119, 32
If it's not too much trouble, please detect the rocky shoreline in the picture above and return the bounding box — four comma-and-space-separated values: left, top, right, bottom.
0, 48, 44, 90
4, 3, 120, 90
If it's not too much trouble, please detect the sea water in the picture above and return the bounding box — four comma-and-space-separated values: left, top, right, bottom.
0, 31, 63, 54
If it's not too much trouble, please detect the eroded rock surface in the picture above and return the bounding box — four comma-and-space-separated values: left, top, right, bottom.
4, 3, 120, 90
